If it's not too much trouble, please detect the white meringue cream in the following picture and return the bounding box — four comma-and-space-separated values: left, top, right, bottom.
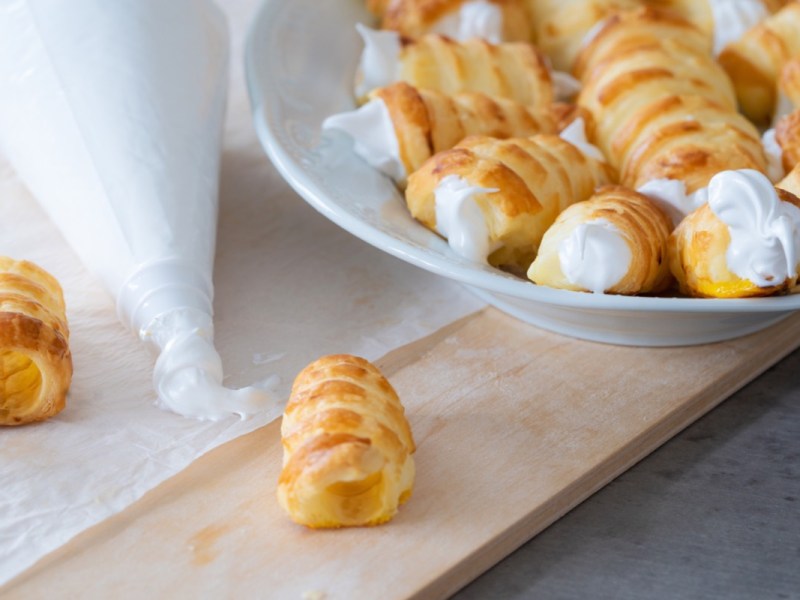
429, 0, 504, 43
322, 98, 406, 182
434, 174, 500, 262
708, 169, 800, 287
355, 24, 401, 98
761, 128, 785, 183
559, 117, 605, 162
558, 219, 631, 294
638, 179, 709, 227
708, 0, 768, 56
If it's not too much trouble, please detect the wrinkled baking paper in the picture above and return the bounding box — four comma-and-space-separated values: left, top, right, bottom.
0, 26, 484, 594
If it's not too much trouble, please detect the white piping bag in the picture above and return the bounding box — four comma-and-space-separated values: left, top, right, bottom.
0, 0, 276, 420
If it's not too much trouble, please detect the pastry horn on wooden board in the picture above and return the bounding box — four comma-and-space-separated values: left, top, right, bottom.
0, 0, 277, 420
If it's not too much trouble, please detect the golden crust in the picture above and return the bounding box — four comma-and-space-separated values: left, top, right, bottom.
776, 108, 800, 172
779, 57, 800, 109
718, 2, 800, 125
370, 82, 556, 176
523, 0, 644, 72
277, 355, 415, 528
382, 0, 532, 42
405, 134, 614, 270
528, 185, 673, 294
380, 34, 554, 110
778, 163, 800, 197
668, 189, 800, 298
0, 257, 72, 426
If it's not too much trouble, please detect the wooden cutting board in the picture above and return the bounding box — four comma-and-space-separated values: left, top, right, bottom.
5, 307, 800, 600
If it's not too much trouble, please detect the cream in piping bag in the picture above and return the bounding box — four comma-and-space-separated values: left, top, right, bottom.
0, 0, 276, 420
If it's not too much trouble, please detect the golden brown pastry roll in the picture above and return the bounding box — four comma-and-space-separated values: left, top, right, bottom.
405, 133, 614, 271
775, 109, 800, 172
0, 257, 72, 426
368, 0, 393, 17
778, 163, 800, 197
381, 0, 532, 42
528, 186, 673, 294
718, 2, 800, 125
669, 169, 800, 298
355, 28, 554, 111
523, 0, 645, 72
779, 57, 800, 113
278, 354, 415, 528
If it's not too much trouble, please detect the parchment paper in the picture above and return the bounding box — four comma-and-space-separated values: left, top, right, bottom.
0, 0, 484, 584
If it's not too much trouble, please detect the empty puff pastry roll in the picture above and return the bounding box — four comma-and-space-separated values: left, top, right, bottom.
523, 0, 645, 72
0, 257, 72, 426
669, 170, 800, 298
278, 355, 415, 528
718, 2, 800, 125
775, 109, 800, 172
528, 185, 673, 294
381, 0, 532, 42
374, 82, 556, 177
356, 30, 554, 111
405, 133, 614, 270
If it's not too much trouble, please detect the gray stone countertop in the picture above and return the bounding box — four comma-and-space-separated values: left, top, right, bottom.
455, 347, 800, 600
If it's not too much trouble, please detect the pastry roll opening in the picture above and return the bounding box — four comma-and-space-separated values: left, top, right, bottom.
0, 350, 44, 423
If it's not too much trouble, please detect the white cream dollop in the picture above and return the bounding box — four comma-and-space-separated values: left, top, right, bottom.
434, 174, 500, 262
429, 0, 504, 43
558, 219, 632, 293
708, 169, 800, 287
355, 24, 402, 98
559, 117, 605, 162
323, 98, 406, 182
637, 179, 709, 227
709, 0, 768, 56
761, 128, 785, 183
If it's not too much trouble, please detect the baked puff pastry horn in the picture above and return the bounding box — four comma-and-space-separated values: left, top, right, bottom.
669, 170, 800, 298
278, 355, 415, 528
528, 186, 673, 294
324, 81, 557, 184
380, 0, 533, 43
405, 131, 614, 272
0, 257, 72, 426
354, 25, 553, 111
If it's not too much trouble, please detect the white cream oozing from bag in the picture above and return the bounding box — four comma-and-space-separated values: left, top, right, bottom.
707, 169, 800, 287
434, 174, 500, 262
322, 98, 406, 182
557, 219, 632, 293
558, 117, 605, 162
637, 179, 709, 227
708, 0, 768, 56
761, 128, 785, 183
355, 25, 402, 98
429, 0, 504, 43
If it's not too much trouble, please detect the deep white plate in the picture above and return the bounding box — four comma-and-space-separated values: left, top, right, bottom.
244, 0, 800, 346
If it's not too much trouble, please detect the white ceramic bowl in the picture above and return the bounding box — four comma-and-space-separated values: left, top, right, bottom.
244, 0, 800, 346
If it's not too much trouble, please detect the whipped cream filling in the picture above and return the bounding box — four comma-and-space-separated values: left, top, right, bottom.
558, 218, 631, 293
559, 117, 605, 162
434, 174, 500, 262
355, 24, 401, 98
708, 169, 800, 287
762, 128, 785, 183
708, 0, 768, 56
429, 0, 504, 43
638, 179, 709, 227
323, 98, 406, 182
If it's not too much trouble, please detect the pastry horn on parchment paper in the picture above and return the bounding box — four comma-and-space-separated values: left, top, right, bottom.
0, 0, 277, 420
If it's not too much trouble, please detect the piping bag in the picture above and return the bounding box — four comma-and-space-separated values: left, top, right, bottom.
0, 0, 276, 420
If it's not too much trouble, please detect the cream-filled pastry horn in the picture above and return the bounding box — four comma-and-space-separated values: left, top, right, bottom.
669, 170, 800, 298
278, 354, 415, 529
0, 0, 277, 420
354, 25, 553, 110
718, 2, 800, 125
379, 0, 532, 43
404, 127, 613, 271
324, 82, 557, 185
528, 186, 673, 294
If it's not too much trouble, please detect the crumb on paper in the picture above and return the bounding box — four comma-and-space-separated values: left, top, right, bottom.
302, 591, 326, 600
